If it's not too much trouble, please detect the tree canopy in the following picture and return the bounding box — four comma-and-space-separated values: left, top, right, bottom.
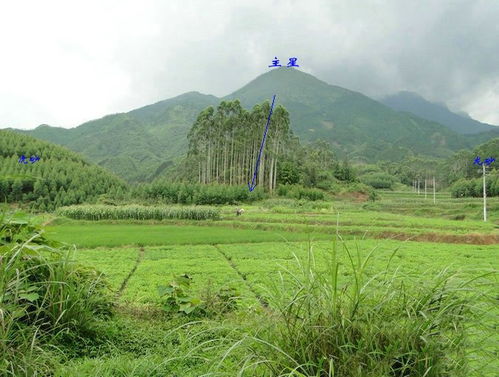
0, 130, 127, 211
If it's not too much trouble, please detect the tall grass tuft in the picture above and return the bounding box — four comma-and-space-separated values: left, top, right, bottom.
0, 210, 113, 376
218, 239, 484, 377
56, 204, 221, 221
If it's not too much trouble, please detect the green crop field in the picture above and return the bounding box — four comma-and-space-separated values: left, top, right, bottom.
38, 192, 497, 376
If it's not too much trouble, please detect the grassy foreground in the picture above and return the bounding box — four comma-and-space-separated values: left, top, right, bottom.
4, 193, 498, 376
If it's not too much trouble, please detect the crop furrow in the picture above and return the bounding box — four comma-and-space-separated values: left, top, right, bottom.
213, 244, 269, 308
116, 246, 145, 298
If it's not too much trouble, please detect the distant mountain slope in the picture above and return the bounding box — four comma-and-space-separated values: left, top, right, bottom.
0, 130, 126, 210
19, 92, 220, 182
10, 69, 499, 182
224, 68, 493, 160
381, 91, 498, 134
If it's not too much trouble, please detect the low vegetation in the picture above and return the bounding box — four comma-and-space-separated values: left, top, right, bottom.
220, 243, 480, 376
450, 171, 499, 198
56, 204, 221, 221
0, 211, 113, 376
135, 181, 266, 205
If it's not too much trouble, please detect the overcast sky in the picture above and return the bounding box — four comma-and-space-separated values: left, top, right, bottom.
1, 0, 498, 129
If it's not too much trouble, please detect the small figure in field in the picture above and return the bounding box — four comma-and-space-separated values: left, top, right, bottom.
236, 208, 245, 216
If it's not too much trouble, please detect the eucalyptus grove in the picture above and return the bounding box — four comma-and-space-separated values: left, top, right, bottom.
186, 100, 292, 191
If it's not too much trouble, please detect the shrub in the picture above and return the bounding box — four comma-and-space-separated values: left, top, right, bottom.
340, 182, 371, 194
359, 172, 398, 189
277, 185, 325, 201
450, 173, 499, 198
368, 188, 379, 202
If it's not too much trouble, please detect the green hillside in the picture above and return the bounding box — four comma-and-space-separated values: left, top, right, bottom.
13, 69, 499, 182
0, 130, 127, 211
21, 92, 220, 182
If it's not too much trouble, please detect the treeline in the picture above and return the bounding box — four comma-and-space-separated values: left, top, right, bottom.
0, 131, 127, 211
2, 117, 496, 213
133, 182, 266, 205
184, 99, 293, 191
353, 138, 499, 194
129, 181, 330, 204
450, 172, 499, 198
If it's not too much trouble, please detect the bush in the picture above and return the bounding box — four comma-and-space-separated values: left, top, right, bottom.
56, 204, 221, 221
368, 188, 379, 202
277, 185, 325, 201
359, 172, 398, 189
340, 182, 371, 194
450, 172, 499, 198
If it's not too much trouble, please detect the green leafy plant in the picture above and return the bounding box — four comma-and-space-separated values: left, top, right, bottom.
157, 274, 202, 315
157, 275, 240, 317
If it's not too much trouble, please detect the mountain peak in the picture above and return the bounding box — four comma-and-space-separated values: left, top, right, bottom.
382, 92, 497, 134
224, 67, 353, 110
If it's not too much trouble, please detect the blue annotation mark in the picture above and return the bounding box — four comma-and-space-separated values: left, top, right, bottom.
473, 156, 495, 166
18, 155, 40, 164
248, 94, 277, 192
268, 57, 299, 68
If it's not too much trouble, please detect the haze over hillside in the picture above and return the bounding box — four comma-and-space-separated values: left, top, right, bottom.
12, 68, 499, 182
381, 91, 498, 134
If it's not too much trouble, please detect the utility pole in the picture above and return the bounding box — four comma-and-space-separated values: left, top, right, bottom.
483, 163, 487, 222
474, 156, 495, 222
433, 176, 436, 205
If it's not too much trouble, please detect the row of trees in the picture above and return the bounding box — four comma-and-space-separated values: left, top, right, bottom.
185, 100, 293, 192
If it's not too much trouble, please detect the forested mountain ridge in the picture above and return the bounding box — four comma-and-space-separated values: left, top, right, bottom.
16, 92, 220, 182
9, 68, 499, 182
381, 91, 498, 134
224, 68, 498, 161
0, 130, 127, 211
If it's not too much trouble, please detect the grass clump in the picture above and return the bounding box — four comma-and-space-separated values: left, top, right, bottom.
222, 239, 481, 377
0, 210, 113, 376
56, 204, 221, 221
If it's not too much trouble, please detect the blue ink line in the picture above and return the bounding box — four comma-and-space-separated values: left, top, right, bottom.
248, 94, 276, 192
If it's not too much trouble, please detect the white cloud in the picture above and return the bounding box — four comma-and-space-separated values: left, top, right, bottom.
0, 0, 497, 129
